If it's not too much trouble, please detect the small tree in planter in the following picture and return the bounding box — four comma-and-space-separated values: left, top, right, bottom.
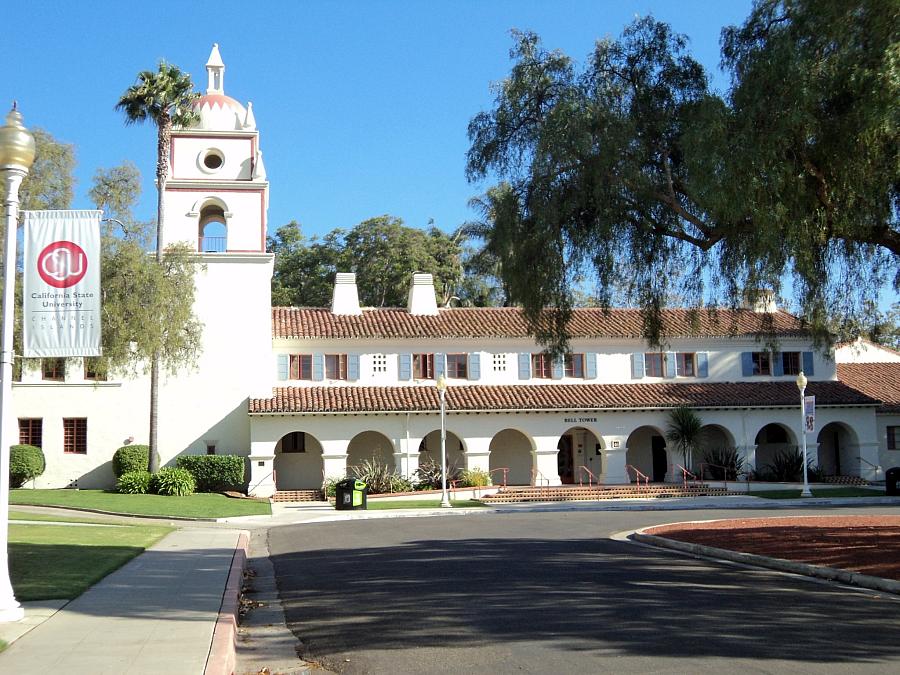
10, 444, 45, 487
666, 406, 703, 472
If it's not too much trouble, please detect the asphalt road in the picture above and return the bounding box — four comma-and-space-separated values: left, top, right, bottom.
268, 506, 900, 674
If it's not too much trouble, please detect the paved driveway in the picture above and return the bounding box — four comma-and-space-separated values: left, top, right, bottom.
269, 507, 900, 673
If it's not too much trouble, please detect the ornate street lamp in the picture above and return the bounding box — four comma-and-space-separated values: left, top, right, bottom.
0, 103, 35, 622
436, 374, 452, 508
796, 371, 812, 498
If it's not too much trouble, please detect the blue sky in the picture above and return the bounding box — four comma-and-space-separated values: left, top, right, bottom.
8, 0, 754, 239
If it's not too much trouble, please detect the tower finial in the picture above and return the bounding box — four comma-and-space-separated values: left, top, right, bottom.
206, 44, 225, 94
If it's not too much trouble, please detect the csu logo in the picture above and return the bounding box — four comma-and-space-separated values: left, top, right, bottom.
37, 241, 87, 289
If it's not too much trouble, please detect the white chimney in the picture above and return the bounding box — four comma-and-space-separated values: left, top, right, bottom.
743, 288, 778, 313
407, 273, 438, 315
331, 272, 362, 315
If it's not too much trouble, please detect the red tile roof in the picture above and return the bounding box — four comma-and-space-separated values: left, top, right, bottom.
249, 381, 874, 414
272, 307, 806, 341
837, 363, 900, 413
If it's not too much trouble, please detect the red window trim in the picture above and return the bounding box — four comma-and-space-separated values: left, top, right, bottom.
63, 418, 87, 454
446, 353, 468, 379
532, 353, 552, 379
289, 354, 313, 380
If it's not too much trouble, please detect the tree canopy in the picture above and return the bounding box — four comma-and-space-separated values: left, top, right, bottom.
18, 128, 75, 212
268, 216, 464, 307
466, 1, 899, 351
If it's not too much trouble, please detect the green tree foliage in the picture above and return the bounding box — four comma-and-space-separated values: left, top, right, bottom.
89, 161, 149, 243
9, 444, 45, 488
268, 216, 464, 307
666, 406, 704, 471
466, 3, 899, 351
18, 128, 75, 212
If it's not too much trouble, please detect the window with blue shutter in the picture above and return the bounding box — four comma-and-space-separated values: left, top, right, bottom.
772, 352, 784, 376
551, 357, 564, 380
665, 352, 676, 378
312, 353, 324, 381
697, 352, 708, 378
518, 353, 531, 380
434, 353, 446, 378
277, 354, 289, 381
468, 353, 481, 380
348, 354, 360, 381
398, 354, 412, 380
585, 353, 597, 379
740, 352, 753, 376
631, 353, 644, 379
802, 351, 814, 376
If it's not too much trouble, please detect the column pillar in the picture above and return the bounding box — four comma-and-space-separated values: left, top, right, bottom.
464, 436, 492, 479
321, 439, 349, 481
532, 436, 562, 486
604, 447, 629, 484
247, 440, 276, 498
740, 444, 758, 477
395, 435, 423, 480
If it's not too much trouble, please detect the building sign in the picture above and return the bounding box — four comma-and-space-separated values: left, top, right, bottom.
804, 395, 816, 433
23, 210, 101, 357
564, 417, 597, 424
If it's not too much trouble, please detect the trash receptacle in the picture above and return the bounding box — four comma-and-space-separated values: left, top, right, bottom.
886, 467, 900, 496
334, 478, 367, 510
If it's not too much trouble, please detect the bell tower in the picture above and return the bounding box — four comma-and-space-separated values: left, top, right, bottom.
162, 43, 268, 253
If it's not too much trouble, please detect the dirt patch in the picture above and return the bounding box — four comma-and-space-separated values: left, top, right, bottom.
645, 515, 900, 581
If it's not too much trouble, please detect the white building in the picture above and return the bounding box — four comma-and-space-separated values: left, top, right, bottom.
11, 46, 894, 496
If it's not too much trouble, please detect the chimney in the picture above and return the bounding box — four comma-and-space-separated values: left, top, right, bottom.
743, 288, 777, 313
331, 273, 362, 315
407, 273, 438, 315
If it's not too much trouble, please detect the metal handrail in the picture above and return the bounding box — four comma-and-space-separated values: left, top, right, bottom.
625, 464, 650, 488
698, 462, 735, 488
577, 464, 598, 488
531, 468, 551, 493
856, 456, 883, 475
674, 464, 697, 488
488, 467, 509, 487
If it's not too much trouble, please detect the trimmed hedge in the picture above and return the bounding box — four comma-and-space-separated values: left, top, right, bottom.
117, 470, 152, 494
10, 444, 45, 487
175, 455, 244, 493
150, 467, 195, 496
112, 445, 152, 477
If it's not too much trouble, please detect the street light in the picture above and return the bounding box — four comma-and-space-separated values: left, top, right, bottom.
0, 103, 35, 622
796, 371, 812, 498
436, 374, 452, 508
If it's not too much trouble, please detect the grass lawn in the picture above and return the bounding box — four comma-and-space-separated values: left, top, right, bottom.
750, 487, 887, 499
10, 489, 271, 518
366, 499, 487, 510
9, 520, 173, 600
9, 509, 116, 524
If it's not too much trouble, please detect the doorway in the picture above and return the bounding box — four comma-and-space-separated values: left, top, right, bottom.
651, 435, 667, 482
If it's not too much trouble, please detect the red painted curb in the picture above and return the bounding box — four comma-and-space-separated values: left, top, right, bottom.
205, 530, 250, 675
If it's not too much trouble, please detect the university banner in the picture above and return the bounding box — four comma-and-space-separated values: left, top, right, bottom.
804, 395, 816, 433
23, 210, 102, 357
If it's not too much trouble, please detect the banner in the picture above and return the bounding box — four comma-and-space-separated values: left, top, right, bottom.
804, 395, 816, 433
23, 210, 101, 357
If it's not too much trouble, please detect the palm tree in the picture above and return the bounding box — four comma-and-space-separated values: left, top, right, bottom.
116, 62, 198, 472
666, 406, 703, 472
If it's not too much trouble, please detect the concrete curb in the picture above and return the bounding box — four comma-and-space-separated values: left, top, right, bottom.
632, 528, 900, 596
205, 530, 250, 675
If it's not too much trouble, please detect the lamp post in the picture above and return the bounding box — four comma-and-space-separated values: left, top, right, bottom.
0, 104, 35, 622
436, 374, 452, 508
796, 371, 812, 498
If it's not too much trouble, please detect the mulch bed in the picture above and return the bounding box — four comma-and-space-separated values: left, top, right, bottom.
645, 515, 900, 581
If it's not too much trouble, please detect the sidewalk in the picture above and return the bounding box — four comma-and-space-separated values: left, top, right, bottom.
0, 527, 246, 675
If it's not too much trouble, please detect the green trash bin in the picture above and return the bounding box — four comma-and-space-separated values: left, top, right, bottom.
335, 478, 367, 510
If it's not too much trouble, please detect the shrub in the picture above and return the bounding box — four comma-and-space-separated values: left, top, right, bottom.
113, 445, 152, 477
117, 470, 152, 494
348, 458, 415, 494
10, 444, 45, 487
414, 458, 461, 490
150, 467, 196, 496
458, 467, 491, 487
763, 448, 804, 482
175, 454, 244, 492
700, 447, 745, 480
322, 477, 341, 498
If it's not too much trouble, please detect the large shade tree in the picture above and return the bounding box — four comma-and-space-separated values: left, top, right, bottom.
116, 62, 199, 472
466, 2, 899, 353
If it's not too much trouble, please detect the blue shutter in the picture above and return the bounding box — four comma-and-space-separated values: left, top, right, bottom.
277, 354, 289, 381
398, 354, 411, 381
697, 352, 708, 378
434, 353, 446, 378
802, 351, 814, 376
313, 353, 324, 381
551, 356, 564, 380
518, 353, 531, 380
665, 352, 676, 378
741, 352, 753, 376
631, 353, 644, 379
585, 352, 597, 380
468, 353, 481, 380
772, 352, 784, 376
348, 354, 360, 381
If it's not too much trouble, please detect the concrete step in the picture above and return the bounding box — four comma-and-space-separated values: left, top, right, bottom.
272, 489, 325, 503
480, 484, 728, 503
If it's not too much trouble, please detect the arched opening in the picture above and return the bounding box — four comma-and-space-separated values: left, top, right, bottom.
696, 425, 739, 478
754, 423, 797, 474
418, 430, 465, 482
347, 431, 396, 472
816, 422, 859, 477
273, 430, 323, 490
198, 202, 227, 252
489, 429, 533, 485
557, 426, 603, 484
626, 426, 668, 482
